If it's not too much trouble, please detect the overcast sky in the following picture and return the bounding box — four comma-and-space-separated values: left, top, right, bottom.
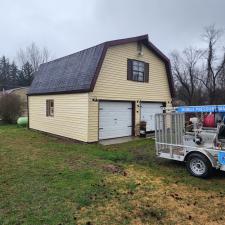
1, 0, 225, 61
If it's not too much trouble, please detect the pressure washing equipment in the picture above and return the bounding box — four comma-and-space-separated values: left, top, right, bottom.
155, 105, 225, 178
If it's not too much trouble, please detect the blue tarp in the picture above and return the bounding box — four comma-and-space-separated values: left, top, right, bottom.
176, 105, 225, 113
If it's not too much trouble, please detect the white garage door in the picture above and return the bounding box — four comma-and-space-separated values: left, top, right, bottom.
99, 101, 132, 140
141, 102, 163, 131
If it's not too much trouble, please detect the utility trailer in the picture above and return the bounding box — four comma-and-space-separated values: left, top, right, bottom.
155, 105, 225, 178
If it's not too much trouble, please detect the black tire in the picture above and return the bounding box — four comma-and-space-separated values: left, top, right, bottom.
186, 153, 213, 178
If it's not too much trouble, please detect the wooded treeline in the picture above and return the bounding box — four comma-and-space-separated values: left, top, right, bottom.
172, 25, 225, 105
0, 43, 50, 90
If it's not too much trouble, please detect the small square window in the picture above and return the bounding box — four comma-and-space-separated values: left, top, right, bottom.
46, 99, 54, 117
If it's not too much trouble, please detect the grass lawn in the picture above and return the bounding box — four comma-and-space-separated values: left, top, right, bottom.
1, 126, 225, 225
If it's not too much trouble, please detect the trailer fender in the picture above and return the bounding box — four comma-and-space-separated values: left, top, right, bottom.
184, 150, 217, 168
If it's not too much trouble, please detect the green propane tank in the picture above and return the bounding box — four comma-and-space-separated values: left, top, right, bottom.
17, 117, 28, 127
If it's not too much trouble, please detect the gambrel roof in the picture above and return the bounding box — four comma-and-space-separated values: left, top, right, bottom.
28, 35, 174, 97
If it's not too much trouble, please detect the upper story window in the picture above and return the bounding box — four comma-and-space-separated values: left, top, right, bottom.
127, 59, 149, 82
132, 60, 145, 82
46, 99, 54, 117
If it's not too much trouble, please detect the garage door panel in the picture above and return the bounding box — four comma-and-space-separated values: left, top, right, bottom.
99, 128, 131, 139
99, 101, 132, 140
99, 115, 132, 124
141, 103, 163, 131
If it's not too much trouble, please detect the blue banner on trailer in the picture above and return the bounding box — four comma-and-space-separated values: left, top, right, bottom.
218, 152, 225, 165
176, 105, 225, 113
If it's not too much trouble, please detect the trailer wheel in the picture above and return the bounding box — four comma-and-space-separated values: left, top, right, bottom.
186, 153, 213, 178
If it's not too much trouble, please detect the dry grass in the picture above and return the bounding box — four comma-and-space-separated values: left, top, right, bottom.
76, 166, 225, 225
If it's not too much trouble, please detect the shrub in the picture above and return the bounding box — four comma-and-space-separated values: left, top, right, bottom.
0, 94, 22, 123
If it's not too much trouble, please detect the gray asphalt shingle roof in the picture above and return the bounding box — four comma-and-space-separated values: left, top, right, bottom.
28, 43, 105, 95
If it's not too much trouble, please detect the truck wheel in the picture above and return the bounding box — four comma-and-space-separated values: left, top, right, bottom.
186, 153, 213, 178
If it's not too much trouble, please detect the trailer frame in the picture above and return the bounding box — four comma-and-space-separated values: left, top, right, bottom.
155, 109, 225, 177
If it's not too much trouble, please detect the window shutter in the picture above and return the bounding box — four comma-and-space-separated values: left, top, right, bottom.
144, 62, 149, 83
127, 59, 133, 80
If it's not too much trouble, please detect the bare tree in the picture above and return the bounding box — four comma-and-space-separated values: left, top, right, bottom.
197, 25, 225, 104
171, 47, 203, 105
217, 47, 225, 102
17, 42, 51, 71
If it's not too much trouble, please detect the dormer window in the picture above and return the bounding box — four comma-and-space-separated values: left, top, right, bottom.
127, 59, 149, 82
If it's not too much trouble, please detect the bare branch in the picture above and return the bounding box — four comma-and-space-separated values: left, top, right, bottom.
202, 24, 223, 46
215, 52, 225, 78
17, 42, 51, 71
171, 47, 203, 105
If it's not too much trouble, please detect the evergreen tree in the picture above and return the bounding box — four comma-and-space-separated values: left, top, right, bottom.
17, 62, 34, 86
9, 61, 19, 87
0, 56, 11, 90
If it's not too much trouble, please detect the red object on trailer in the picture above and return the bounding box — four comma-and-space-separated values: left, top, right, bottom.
203, 113, 215, 127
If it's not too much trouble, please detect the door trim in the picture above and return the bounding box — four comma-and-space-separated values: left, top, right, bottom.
132, 102, 136, 136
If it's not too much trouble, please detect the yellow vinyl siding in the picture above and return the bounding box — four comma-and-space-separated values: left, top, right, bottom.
88, 100, 99, 142
29, 93, 89, 142
88, 42, 172, 142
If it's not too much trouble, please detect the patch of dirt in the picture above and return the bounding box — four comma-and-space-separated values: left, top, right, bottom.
64, 156, 85, 170
65, 157, 103, 171
102, 164, 127, 176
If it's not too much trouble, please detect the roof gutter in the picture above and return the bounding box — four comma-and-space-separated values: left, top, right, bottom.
27, 88, 91, 96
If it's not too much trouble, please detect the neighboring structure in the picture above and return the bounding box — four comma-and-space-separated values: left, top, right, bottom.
0, 87, 29, 116
28, 35, 174, 142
